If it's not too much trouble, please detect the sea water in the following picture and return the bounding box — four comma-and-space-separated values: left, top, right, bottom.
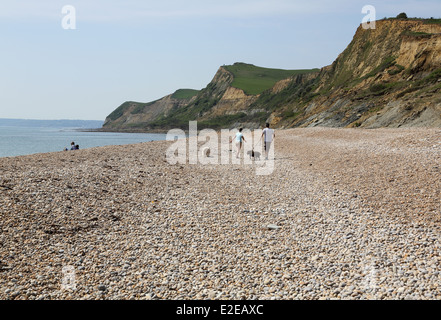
0, 126, 168, 158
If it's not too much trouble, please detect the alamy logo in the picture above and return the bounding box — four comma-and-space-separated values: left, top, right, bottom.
166, 121, 275, 175
61, 265, 76, 291
62, 5, 76, 30
362, 5, 376, 30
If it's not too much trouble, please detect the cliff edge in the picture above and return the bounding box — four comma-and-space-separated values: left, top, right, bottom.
103, 18, 441, 131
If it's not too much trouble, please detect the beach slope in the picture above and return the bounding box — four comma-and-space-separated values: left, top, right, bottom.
0, 128, 440, 300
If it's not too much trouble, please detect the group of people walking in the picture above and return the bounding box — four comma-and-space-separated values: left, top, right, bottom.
234, 123, 275, 160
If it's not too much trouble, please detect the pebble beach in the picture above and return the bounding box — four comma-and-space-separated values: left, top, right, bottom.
1, 127, 440, 300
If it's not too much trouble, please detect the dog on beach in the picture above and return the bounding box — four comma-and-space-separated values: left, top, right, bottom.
247, 149, 260, 160
203, 147, 211, 157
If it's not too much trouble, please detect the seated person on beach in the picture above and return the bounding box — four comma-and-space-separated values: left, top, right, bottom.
70, 142, 79, 150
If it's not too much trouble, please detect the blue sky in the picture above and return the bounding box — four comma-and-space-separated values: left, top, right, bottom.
1, 0, 440, 121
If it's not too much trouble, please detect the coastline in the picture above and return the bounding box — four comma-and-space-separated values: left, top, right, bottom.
1, 127, 440, 300
0, 126, 169, 159
83, 127, 172, 134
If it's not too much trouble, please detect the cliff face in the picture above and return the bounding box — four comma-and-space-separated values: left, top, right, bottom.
103, 19, 441, 131
102, 91, 198, 131
280, 19, 441, 128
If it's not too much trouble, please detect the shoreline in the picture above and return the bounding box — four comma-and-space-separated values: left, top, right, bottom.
81, 127, 172, 134
0, 127, 169, 159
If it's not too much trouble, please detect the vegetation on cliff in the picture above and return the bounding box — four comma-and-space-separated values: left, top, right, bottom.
224, 63, 318, 95
103, 18, 441, 131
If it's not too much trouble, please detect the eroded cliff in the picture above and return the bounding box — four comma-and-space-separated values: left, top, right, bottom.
103, 19, 441, 131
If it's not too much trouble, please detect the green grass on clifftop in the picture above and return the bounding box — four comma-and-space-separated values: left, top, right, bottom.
171, 89, 200, 99
224, 63, 319, 95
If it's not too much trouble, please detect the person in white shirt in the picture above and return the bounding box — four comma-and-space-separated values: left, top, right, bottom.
235, 128, 246, 158
261, 123, 275, 160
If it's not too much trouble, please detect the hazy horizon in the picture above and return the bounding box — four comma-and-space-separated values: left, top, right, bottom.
0, 117, 104, 122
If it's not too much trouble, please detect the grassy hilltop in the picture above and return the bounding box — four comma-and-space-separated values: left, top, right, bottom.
103, 17, 441, 131
224, 63, 318, 95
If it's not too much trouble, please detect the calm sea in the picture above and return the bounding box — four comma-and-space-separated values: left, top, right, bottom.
0, 126, 168, 158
